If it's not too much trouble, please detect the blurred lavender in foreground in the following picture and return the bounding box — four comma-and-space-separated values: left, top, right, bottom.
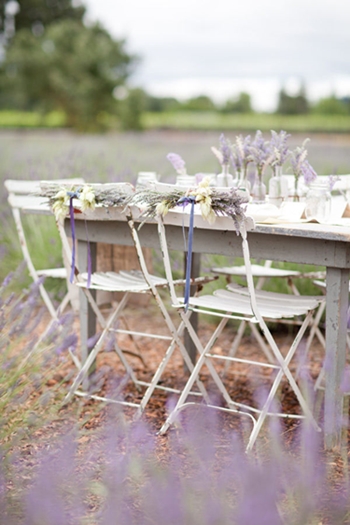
1, 401, 349, 525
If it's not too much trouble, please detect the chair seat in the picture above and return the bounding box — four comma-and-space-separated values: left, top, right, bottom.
212, 264, 301, 278
36, 267, 68, 279
77, 270, 168, 292
186, 286, 323, 320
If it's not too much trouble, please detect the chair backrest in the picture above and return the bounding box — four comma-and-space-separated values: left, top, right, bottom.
156, 211, 257, 311
5, 178, 86, 214
4, 177, 86, 318
55, 182, 136, 278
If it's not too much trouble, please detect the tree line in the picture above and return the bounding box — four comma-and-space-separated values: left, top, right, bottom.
0, 0, 349, 131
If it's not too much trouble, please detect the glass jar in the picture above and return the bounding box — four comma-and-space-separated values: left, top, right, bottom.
304, 181, 331, 223
136, 171, 158, 189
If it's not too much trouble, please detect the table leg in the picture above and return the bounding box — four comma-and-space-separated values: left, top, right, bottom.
324, 267, 349, 449
77, 240, 97, 387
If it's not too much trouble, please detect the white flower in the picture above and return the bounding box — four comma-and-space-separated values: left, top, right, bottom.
194, 178, 216, 224
52, 187, 70, 222
79, 185, 96, 212
156, 200, 169, 216
52, 198, 69, 222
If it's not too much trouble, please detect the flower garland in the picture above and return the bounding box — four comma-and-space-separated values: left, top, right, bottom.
132, 177, 246, 230
41, 183, 133, 222
132, 177, 247, 311
42, 179, 246, 308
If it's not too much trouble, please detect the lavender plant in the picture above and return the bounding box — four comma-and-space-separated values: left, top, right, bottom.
1, 405, 349, 525
0, 267, 77, 450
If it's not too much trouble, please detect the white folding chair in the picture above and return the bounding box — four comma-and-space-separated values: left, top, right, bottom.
157, 211, 324, 451
4, 178, 85, 362
211, 261, 327, 373
59, 183, 210, 414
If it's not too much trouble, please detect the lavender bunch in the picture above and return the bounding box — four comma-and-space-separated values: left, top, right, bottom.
232, 134, 252, 180
211, 133, 233, 167
269, 130, 291, 172
166, 153, 187, 175
250, 130, 271, 182
290, 138, 317, 196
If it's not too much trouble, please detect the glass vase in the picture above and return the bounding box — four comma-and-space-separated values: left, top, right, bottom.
252, 179, 267, 203
237, 168, 251, 191
268, 167, 289, 207
217, 164, 234, 187
304, 181, 331, 223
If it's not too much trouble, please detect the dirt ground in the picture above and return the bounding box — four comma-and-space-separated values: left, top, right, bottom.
46, 301, 348, 454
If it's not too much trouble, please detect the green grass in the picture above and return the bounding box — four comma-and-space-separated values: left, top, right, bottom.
143, 111, 350, 133
0, 110, 350, 133
0, 110, 67, 128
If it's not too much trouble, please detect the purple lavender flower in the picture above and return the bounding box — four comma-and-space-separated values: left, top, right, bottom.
219, 133, 233, 165
250, 130, 271, 178
166, 153, 187, 175
328, 174, 341, 191
269, 130, 291, 168
301, 160, 317, 185
232, 134, 252, 178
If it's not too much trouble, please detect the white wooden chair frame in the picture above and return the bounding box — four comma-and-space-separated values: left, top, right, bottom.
157, 214, 323, 451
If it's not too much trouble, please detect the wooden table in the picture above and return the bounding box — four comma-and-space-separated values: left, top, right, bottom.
71, 208, 350, 450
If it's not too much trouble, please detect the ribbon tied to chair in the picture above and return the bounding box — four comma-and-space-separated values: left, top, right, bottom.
66, 188, 92, 288
177, 194, 196, 311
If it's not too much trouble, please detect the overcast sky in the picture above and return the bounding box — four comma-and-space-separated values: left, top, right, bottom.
83, 0, 350, 111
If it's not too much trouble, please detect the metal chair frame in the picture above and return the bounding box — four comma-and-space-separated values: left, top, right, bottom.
60, 183, 211, 414
5, 178, 85, 364
156, 213, 324, 451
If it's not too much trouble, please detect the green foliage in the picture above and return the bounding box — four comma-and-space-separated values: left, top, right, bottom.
14, 0, 85, 32
119, 87, 147, 130
180, 94, 217, 112
221, 92, 252, 114
1, 19, 136, 130
144, 95, 181, 113
313, 95, 350, 115
277, 86, 309, 115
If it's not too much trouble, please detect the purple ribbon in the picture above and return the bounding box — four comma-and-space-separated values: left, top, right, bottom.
66, 189, 92, 288
178, 195, 196, 311
67, 191, 79, 285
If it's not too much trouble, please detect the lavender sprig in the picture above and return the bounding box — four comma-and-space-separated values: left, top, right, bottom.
269, 130, 291, 168
300, 160, 317, 186
232, 135, 252, 176
250, 130, 271, 179
211, 133, 233, 167
166, 153, 187, 175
